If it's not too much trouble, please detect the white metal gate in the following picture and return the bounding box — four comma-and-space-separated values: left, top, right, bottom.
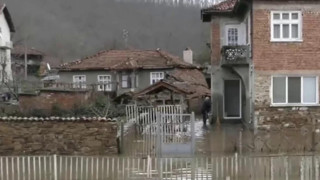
124, 105, 194, 157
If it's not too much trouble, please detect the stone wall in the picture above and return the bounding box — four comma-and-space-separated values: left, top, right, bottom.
255, 72, 320, 127
0, 119, 118, 155
19, 89, 93, 115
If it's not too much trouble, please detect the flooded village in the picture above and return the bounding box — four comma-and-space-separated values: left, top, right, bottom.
0, 0, 319, 179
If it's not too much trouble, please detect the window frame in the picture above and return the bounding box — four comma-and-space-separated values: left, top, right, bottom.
271, 75, 319, 106
121, 74, 132, 89
226, 26, 239, 46
73, 75, 86, 89
270, 11, 303, 42
97, 75, 112, 91
150, 72, 164, 85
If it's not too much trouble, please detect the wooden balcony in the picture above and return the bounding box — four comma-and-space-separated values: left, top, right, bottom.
221, 45, 250, 67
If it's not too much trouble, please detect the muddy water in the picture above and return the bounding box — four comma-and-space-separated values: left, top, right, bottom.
123, 119, 320, 157
120, 120, 320, 179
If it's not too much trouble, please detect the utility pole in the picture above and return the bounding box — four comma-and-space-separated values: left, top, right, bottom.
24, 42, 27, 80
122, 29, 129, 49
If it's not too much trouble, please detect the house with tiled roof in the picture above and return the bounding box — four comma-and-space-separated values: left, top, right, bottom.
11, 45, 62, 81
202, 0, 320, 128
134, 68, 210, 113
56, 48, 203, 97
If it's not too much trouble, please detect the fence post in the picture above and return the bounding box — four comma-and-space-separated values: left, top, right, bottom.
315, 157, 319, 180
147, 155, 152, 178
191, 157, 196, 180
235, 153, 238, 180
120, 120, 124, 154
156, 112, 162, 157
300, 157, 304, 180
239, 130, 243, 155
191, 112, 195, 154
53, 154, 58, 180
270, 157, 274, 180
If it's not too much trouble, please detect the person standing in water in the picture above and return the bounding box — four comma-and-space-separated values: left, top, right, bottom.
201, 96, 211, 126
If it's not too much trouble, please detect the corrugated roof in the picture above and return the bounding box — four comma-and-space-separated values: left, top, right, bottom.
58, 49, 196, 71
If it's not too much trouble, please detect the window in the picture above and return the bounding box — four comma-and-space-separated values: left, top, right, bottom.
73, 75, 86, 89
150, 72, 164, 85
227, 28, 238, 46
225, 24, 246, 46
272, 76, 318, 105
121, 74, 132, 88
271, 11, 302, 42
97, 75, 112, 91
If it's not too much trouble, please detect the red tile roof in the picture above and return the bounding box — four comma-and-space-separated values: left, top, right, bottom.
168, 69, 208, 88
12, 45, 62, 68
12, 45, 44, 56
202, 0, 238, 13
136, 68, 210, 99
59, 49, 196, 71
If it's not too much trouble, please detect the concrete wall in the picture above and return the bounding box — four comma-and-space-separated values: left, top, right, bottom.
210, 12, 253, 125
0, 120, 118, 155
211, 66, 251, 123
19, 90, 93, 115
58, 71, 117, 91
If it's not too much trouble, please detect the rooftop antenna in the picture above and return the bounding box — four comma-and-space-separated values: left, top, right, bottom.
122, 29, 129, 49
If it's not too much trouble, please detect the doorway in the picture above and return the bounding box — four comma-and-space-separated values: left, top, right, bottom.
224, 79, 241, 119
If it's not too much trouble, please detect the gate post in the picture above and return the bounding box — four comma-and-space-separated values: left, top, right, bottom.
191, 112, 195, 154
121, 120, 124, 154
53, 154, 58, 180
156, 112, 162, 157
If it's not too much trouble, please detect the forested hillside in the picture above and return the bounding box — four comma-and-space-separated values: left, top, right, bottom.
6, 0, 212, 62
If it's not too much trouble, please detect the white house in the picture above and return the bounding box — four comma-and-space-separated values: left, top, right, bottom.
0, 4, 15, 83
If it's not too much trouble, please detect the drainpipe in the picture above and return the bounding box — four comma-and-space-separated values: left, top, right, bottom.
249, 1, 257, 131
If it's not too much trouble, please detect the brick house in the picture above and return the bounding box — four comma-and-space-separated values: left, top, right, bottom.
201, 0, 320, 127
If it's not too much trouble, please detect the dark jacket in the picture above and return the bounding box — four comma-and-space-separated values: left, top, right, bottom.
201, 98, 211, 113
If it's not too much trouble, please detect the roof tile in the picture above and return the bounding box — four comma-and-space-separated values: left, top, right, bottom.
59, 49, 196, 71
202, 0, 237, 12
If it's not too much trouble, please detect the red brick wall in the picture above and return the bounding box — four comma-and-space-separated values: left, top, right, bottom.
211, 20, 221, 66
19, 90, 92, 114
253, 8, 320, 70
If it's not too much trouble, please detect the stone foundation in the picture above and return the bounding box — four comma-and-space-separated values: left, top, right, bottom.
254, 72, 320, 127
0, 119, 118, 155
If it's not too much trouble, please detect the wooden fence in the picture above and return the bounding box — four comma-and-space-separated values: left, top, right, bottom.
0, 154, 320, 180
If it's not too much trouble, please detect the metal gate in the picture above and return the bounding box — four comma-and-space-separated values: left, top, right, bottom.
157, 113, 195, 157
124, 105, 195, 157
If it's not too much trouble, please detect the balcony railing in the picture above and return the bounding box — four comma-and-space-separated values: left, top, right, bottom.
221, 45, 250, 66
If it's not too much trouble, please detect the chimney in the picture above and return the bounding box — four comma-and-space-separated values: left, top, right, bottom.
183, 48, 193, 64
